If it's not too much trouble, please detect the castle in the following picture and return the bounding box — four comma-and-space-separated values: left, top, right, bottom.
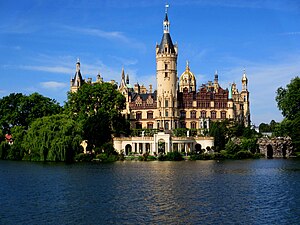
70, 6, 250, 155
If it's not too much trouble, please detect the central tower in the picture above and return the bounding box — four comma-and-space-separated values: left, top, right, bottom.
156, 5, 178, 130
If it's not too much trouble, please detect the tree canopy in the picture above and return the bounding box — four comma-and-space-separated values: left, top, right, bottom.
23, 114, 82, 162
0, 93, 62, 132
276, 76, 300, 150
65, 82, 130, 151
276, 76, 300, 120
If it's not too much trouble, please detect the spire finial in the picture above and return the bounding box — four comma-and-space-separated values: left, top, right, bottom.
186, 60, 189, 70
165, 3, 169, 14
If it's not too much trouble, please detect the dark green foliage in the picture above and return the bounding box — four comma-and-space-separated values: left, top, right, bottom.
276, 77, 300, 120
259, 120, 278, 133
66, 83, 129, 150
147, 155, 157, 161
75, 153, 94, 162
241, 138, 258, 153
173, 128, 188, 137
6, 126, 26, 160
225, 140, 241, 155
0, 142, 10, 159
157, 151, 184, 161
189, 153, 215, 160
95, 153, 118, 162
165, 151, 184, 161
131, 129, 158, 137
275, 77, 300, 151
209, 121, 228, 151
0, 93, 62, 131
234, 150, 254, 159
23, 114, 82, 162
157, 153, 167, 161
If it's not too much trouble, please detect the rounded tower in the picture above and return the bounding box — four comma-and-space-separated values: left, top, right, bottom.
156, 4, 178, 130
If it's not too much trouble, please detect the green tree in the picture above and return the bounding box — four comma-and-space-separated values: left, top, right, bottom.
0, 93, 62, 131
65, 83, 129, 151
276, 77, 300, 120
209, 121, 229, 151
23, 114, 82, 162
276, 76, 300, 150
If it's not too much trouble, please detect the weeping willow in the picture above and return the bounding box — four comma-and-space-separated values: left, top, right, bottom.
23, 114, 82, 162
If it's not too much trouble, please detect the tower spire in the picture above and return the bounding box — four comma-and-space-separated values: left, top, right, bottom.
163, 3, 170, 33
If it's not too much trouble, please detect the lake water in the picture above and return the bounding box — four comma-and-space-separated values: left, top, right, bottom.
1, 159, 300, 225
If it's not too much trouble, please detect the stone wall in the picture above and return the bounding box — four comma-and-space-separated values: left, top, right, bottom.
257, 136, 293, 158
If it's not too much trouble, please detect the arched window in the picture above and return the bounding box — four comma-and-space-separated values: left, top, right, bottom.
190, 111, 196, 119
221, 111, 226, 119
147, 123, 153, 129
211, 111, 216, 119
147, 111, 153, 119
201, 111, 206, 118
136, 112, 142, 120
135, 122, 142, 129
180, 111, 186, 118
191, 122, 197, 129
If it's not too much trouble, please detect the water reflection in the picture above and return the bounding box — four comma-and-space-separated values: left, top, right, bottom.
1, 160, 300, 224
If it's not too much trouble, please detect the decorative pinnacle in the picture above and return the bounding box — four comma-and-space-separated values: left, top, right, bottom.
165, 3, 169, 14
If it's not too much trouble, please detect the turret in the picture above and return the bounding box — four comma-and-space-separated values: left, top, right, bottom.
70, 58, 84, 93
155, 4, 178, 130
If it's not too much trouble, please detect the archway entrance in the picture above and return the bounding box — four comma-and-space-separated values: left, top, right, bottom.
267, 144, 273, 159
282, 144, 287, 158
195, 144, 202, 153
125, 144, 132, 155
158, 139, 166, 154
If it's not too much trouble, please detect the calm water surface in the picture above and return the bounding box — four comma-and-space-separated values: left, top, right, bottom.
1, 159, 300, 225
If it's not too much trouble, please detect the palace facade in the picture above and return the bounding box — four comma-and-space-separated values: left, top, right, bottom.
70, 7, 250, 155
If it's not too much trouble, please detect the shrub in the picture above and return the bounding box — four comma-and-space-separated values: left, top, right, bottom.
147, 155, 157, 161
225, 140, 241, 155
234, 150, 253, 159
75, 153, 94, 162
165, 151, 184, 161
157, 153, 167, 161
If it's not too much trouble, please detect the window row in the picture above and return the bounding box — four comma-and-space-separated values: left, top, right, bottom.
180, 111, 227, 119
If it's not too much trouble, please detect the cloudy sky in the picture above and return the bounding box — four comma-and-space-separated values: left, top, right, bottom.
1, 0, 300, 125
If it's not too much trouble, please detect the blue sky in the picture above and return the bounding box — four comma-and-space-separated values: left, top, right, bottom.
1, 0, 300, 126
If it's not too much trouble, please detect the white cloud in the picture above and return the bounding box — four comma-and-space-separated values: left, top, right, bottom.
219, 54, 300, 125
20, 65, 73, 74
60, 25, 146, 51
40, 81, 67, 89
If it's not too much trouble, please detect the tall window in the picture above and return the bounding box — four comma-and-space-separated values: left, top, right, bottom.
165, 110, 168, 117
165, 121, 169, 130
191, 122, 197, 129
147, 111, 153, 119
165, 64, 168, 70
147, 123, 153, 129
180, 111, 186, 118
221, 111, 226, 119
136, 112, 142, 120
165, 99, 169, 107
136, 122, 142, 129
201, 111, 206, 118
211, 111, 216, 119
191, 111, 196, 119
